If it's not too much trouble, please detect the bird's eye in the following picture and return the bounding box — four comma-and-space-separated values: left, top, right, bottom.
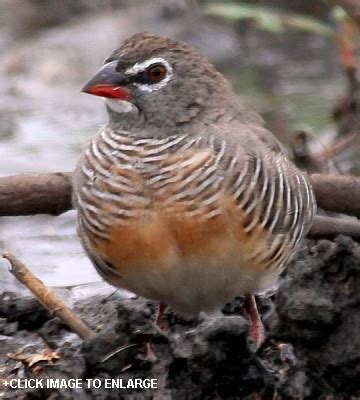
145, 64, 167, 82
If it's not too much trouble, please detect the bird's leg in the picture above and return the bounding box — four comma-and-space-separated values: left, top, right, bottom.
154, 302, 167, 331
243, 294, 265, 348
141, 303, 168, 362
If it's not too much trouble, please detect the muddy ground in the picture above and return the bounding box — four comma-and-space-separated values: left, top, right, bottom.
0, 235, 360, 399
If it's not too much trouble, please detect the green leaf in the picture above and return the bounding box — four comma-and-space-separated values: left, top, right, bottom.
284, 15, 335, 37
256, 10, 283, 33
205, 2, 336, 37
206, 3, 262, 21
206, 3, 284, 32
331, 5, 348, 23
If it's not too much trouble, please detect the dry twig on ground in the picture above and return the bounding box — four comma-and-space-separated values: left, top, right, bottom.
2, 252, 95, 340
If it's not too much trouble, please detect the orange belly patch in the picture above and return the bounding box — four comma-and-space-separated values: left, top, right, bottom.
92, 195, 271, 279
94, 213, 177, 273
87, 198, 282, 307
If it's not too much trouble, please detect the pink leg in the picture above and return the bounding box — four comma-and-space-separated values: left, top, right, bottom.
141, 341, 157, 362
244, 294, 265, 348
154, 302, 167, 331
139, 303, 168, 362
141, 303, 167, 361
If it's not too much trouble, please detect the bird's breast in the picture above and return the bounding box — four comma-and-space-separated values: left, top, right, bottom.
73, 128, 312, 314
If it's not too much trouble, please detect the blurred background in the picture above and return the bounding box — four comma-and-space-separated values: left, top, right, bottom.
0, 0, 359, 298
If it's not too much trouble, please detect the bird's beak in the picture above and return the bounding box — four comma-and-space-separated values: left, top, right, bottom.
81, 60, 132, 101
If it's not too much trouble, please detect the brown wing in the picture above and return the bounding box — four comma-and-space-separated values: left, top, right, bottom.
214, 132, 316, 272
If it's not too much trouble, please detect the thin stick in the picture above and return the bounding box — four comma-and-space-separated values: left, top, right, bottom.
317, 132, 358, 163
2, 252, 95, 340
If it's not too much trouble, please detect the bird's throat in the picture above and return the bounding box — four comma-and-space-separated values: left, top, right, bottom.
106, 98, 137, 114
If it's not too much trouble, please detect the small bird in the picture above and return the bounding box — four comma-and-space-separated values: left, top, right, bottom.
74, 33, 316, 346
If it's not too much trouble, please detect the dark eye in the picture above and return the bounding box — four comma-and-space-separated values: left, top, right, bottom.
146, 64, 167, 82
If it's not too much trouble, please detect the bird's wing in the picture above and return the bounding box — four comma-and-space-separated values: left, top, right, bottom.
77, 219, 122, 281
210, 127, 316, 271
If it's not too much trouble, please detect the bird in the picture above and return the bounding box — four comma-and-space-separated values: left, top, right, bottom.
73, 32, 316, 347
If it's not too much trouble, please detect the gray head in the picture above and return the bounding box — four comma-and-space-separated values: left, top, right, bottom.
82, 33, 235, 133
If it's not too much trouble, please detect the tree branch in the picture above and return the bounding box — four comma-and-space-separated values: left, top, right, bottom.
309, 215, 360, 239
2, 172, 360, 217
2, 172, 360, 240
0, 172, 72, 216
309, 174, 360, 217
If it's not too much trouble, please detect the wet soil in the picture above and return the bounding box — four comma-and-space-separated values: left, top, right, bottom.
1, 235, 360, 399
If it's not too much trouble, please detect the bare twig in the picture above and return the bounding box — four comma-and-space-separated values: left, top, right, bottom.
102, 343, 140, 363
2, 252, 95, 340
317, 132, 358, 163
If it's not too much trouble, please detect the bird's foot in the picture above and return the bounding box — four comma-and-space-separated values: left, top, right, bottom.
154, 302, 168, 332
137, 303, 169, 362
142, 341, 157, 362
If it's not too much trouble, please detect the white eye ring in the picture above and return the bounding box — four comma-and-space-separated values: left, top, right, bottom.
125, 57, 173, 93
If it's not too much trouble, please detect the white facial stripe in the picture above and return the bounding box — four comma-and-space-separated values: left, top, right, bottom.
133, 80, 169, 93
125, 57, 172, 75
125, 57, 173, 93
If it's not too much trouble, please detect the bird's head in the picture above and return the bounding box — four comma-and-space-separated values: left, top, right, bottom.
82, 33, 234, 131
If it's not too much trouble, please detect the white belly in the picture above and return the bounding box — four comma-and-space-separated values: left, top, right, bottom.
119, 256, 280, 317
